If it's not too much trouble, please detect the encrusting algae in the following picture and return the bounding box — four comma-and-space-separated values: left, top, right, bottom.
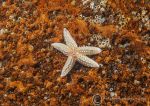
0, 0, 149, 105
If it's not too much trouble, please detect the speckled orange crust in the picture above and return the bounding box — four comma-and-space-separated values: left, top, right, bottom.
0, 0, 149, 105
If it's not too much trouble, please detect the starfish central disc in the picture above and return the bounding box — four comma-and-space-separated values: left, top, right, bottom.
68, 48, 79, 57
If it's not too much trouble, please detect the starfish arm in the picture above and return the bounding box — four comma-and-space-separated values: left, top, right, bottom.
77, 54, 99, 67
61, 56, 75, 77
78, 46, 101, 55
63, 28, 77, 47
51, 43, 70, 55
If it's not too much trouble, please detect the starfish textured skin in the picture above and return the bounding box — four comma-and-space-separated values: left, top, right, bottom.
51, 28, 102, 77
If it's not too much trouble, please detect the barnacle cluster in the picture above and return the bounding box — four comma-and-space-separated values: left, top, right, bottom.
90, 34, 111, 48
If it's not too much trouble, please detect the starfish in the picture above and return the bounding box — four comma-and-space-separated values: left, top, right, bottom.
51, 28, 101, 77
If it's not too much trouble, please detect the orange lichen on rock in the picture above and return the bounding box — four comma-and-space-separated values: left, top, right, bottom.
8, 81, 26, 92
50, 97, 59, 106
17, 38, 33, 55
17, 54, 36, 66
93, 24, 117, 38
7, 94, 16, 100
80, 96, 92, 106
75, 19, 90, 35
0, 0, 149, 105
0, 51, 4, 60
66, 82, 84, 96
44, 80, 53, 88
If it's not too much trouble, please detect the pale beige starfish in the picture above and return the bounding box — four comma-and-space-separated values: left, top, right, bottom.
51, 28, 101, 77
